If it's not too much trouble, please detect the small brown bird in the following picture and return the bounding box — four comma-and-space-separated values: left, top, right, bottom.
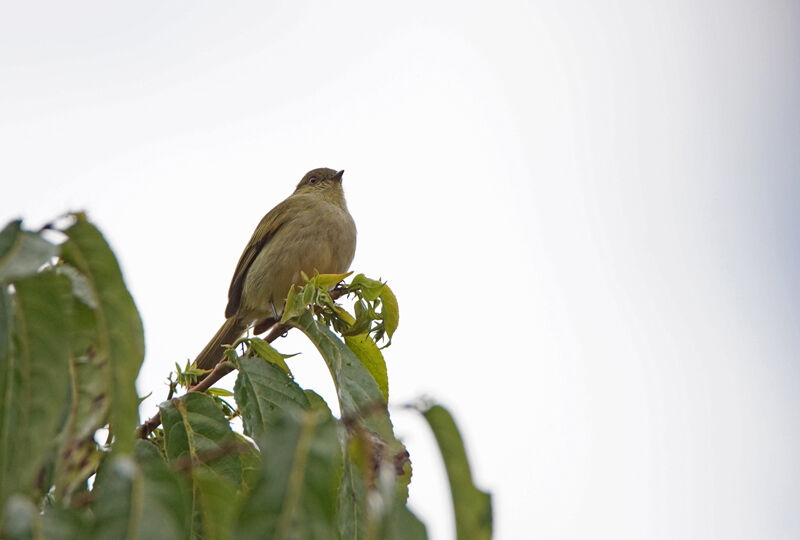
193, 167, 357, 372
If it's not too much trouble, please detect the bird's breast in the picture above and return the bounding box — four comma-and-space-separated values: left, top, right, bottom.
239, 200, 356, 321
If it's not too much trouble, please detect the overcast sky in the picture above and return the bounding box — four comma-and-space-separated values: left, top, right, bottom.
2, 2, 799, 538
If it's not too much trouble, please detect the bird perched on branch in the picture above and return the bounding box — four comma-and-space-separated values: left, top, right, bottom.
193, 167, 357, 372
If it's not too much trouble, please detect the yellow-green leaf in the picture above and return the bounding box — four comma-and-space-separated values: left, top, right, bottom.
206, 387, 234, 397
344, 333, 388, 401
379, 284, 399, 340
248, 338, 294, 376
313, 271, 352, 290
281, 285, 306, 323
350, 274, 384, 301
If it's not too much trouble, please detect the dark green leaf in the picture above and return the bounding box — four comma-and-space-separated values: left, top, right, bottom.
61, 217, 144, 453
291, 312, 413, 536
234, 408, 342, 540
159, 393, 243, 486
0, 273, 71, 508
338, 428, 415, 540
190, 468, 238, 540
91, 448, 190, 540
133, 441, 191, 538
383, 505, 428, 540
56, 264, 97, 309
422, 405, 492, 540
0, 221, 57, 283
235, 433, 261, 491
53, 439, 102, 503
42, 506, 93, 540
234, 356, 310, 442
54, 291, 110, 500
1, 495, 42, 540
290, 312, 396, 442
0, 221, 22, 261
303, 389, 332, 413
342, 300, 372, 337
337, 448, 366, 540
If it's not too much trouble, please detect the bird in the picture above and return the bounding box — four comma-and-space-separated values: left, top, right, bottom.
193, 167, 357, 372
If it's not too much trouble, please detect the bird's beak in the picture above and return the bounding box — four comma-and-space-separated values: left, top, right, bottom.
333, 170, 344, 183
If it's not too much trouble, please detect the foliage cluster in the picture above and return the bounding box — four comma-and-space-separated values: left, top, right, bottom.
0, 214, 491, 539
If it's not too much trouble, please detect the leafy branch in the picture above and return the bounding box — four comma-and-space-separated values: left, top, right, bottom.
0, 215, 491, 540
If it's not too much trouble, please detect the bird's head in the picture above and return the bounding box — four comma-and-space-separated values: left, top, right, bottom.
294, 167, 345, 195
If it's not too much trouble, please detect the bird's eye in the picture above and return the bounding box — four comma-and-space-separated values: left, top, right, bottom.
308, 177, 318, 184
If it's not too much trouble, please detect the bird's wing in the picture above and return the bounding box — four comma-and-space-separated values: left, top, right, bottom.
224, 201, 291, 318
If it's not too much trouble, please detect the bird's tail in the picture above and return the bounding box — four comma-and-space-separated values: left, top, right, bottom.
194, 317, 247, 372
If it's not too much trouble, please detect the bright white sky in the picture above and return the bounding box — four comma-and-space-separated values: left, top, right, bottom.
2, 2, 799, 539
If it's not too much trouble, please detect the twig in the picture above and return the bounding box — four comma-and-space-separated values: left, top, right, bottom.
263, 322, 290, 342
136, 361, 235, 439
136, 285, 350, 440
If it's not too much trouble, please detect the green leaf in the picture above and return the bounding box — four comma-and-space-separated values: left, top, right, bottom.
235, 433, 261, 491
234, 408, 342, 540
206, 387, 234, 397
303, 389, 332, 413
338, 428, 415, 540
280, 284, 306, 323
91, 448, 190, 540
234, 355, 309, 442
301, 281, 315, 304
159, 393, 243, 487
1, 495, 42, 540
155, 395, 250, 539
350, 274, 384, 301
337, 443, 368, 540
190, 467, 238, 540
53, 438, 103, 503
342, 300, 372, 336
42, 506, 92, 540
0, 221, 22, 261
290, 312, 395, 442
383, 505, 428, 540
290, 312, 413, 535
60, 217, 144, 453
313, 271, 352, 290
379, 284, 399, 341
422, 405, 492, 540
344, 333, 389, 401
54, 289, 111, 501
133, 441, 191, 538
247, 337, 294, 376
0, 220, 57, 283
56, 263, 97, 309
0, 273, 71, 508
